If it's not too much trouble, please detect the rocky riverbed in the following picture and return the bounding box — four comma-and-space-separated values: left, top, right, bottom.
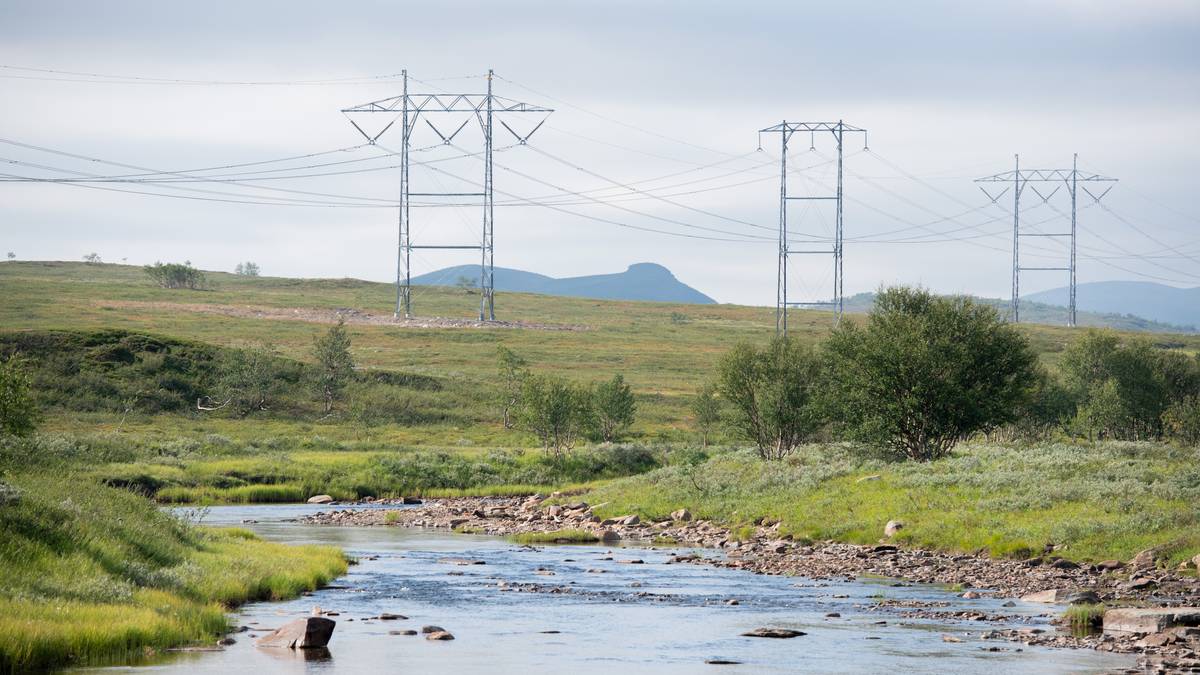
302, 496, 1200, 673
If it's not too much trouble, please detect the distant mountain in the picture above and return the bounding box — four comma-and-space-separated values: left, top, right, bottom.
843, 291, 1197, 334
411, 262, 716, 304
1025, 281, 1200, 332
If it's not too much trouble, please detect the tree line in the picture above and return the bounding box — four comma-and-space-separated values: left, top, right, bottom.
697, 286, 1200, 461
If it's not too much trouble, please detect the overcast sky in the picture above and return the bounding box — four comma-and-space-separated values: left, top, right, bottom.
1, 0, 1198, 308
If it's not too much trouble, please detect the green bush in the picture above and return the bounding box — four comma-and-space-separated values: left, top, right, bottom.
716, 336, 823, 460
0, 356, 39, 437
823, 287, 1038, 461
143, 261, 206, 290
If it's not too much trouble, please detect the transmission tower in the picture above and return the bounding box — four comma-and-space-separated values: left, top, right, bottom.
758, 121, 866, 335
342, 70, 552, 320
976, 155, 1116, 326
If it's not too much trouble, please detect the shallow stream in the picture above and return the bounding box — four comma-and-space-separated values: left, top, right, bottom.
81, 504, 1131, 674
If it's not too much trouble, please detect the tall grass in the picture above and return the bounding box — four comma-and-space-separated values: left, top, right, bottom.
0, 472, 347, 673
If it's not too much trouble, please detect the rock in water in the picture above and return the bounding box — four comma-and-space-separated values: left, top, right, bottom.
255, 617, 336, 649
1020, 589, 1066, 603
426, 631, 455, 641
741, 628, 806, 638
307, 494, 334, 504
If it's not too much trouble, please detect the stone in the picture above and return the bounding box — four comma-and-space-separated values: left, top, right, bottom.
705, 659, 742, 665
426, 631, 455, 641
1049, 558, 1079, 570
884, 520, 903, 538
942, 635, 962, 643
671, 508, 693, 522
741, 628, 806, 639
306, 494, 334, 504
402, 496, 423, 504
378, 613, 406, 620
1096, 560, 1125, 571
421, 625, 447, 634
389, 629, 418, 636
255, 617, 336, 649
961, 591, 981, 599
622, 514, 641, 526
1137, 632, 1177, 648
1065, 590, 1101, 606
1020, 589, 1067, 603
1130, 547, 1162, 570
1104, 608, 1200, 635
599, 529, 621, 542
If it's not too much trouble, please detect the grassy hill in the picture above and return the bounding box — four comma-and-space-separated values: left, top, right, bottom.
2, 259, 1200, 621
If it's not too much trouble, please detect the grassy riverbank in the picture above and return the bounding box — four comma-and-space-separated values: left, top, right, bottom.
0, 471, 348, 673
582, 442, 1200, 566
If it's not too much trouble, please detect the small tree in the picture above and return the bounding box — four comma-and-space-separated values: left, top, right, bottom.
82, 253, 102, 264
823, 286, 1038, 461
0, 356, 39, 437
144, 261, 207, 289
516, 374, 591, 457
5, 252, 14, 261
496, 345, 528, 428
591, 374, 636, 442
1163, 395, 1200, 446
235, 261, 261, 276
716, 336, 823, 460
691, 383, 721, 447
312, 318, 355, 413
207, 345, 281, 416
455, 275, 477, 294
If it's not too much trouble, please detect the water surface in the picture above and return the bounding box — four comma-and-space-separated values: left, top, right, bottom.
83, 504, 1131, 674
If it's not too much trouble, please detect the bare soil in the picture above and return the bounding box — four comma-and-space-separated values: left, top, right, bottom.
95, 300, 589, 331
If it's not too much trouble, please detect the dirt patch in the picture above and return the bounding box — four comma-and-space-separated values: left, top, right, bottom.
95, 300, 588, 331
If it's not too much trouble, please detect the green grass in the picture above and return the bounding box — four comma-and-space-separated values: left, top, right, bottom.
0, 471, 347, 673
8, 261, 1194, 449
580, 442, 1200, 565
511, 529, 600, 544
1065, 604, 1106, 630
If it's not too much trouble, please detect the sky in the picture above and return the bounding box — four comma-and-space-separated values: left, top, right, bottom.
1, 0, 1198, 309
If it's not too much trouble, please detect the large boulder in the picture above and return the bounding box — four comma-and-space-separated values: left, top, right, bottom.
307, 494, 334, 505
255, 617, 336, 649
1104, 608, 1200, 635
671, 508, 693, 522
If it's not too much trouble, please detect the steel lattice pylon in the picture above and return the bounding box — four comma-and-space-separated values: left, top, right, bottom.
976, 155, 1116, 326
758, 120, 866, 335
342, 70, 552, 320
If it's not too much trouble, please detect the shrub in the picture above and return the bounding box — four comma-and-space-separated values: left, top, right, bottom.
143, 261, 206, 290
515, 375, 592, 456
823, 286, 1038, 461
496, 345, 528, 429
1164, 395, 1200, 446
716, 336, 823, 460
234, 261, 260, 276
312, 319, 354, 413
590, 374, 636, 442
690, 383, 721, 447
0, 356, 39, 437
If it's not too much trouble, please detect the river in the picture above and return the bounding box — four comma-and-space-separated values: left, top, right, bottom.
81, 504, 1132, 674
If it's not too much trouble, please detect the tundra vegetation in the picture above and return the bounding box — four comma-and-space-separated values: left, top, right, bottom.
1, 261, 1200, 666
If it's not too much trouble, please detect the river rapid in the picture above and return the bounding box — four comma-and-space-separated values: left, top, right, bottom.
80, 504, 1133, 674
